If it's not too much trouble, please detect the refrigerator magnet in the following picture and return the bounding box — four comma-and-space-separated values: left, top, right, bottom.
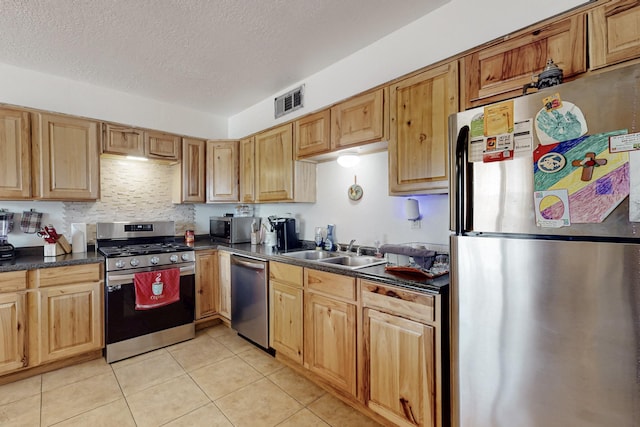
534, 189, 571, 228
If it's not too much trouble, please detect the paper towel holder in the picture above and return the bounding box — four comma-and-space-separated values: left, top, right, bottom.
405, 198, 421, 221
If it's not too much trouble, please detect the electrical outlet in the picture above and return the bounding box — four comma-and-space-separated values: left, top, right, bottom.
410, 219, 421, 229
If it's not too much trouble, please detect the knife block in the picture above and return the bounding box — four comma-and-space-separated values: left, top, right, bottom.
44, 235, 72, 257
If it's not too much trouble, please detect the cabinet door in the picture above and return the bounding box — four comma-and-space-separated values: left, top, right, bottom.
295, 109, 330, 158
30, 281, 103, 364
0, 107, 31, 199
195, 250, 218, 320
176, 137, 205, 203
0, 292, 27, 374
331, 88, 386, 149
206, 140, 239, 203
255, 124, 294, 202
389, 62, 458, 195
239, 136, 255, 203
270, 281, 303, 363
102, 124, 144, 156
32, 113, 100, 200
217, 251, 231, 319
144, 130, 181, 161
462, 14, 586, 109
364, 308, 435, 427
304, 292, 357, 396
589, 0, 640, 69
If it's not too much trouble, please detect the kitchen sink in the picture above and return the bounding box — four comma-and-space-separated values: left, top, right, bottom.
282, 250, 386, 270
281, 250, 343, 260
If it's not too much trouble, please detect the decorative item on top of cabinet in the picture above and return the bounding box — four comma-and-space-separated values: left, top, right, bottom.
255, 123, 316, 202
269, 261, 304, 364
461, 13, 586, 109
195, 250, 218, 320
331, 87, 388, 150
361, 279, 441, 427
0, 107, 31, 199
217, 251, 231, 320
388, 61, 458, 195
304, 268, 358, 398
0, 270, 28, 375
31, 112, 100, 200
206, 140, 239, 203
294, 109, 331, 158
28, 263, 103, 365
144, 129, 181, 161
239, 136, 255, 203
174, 137, 206, 203
589, 0, 640, 70
102, 123, 144, 157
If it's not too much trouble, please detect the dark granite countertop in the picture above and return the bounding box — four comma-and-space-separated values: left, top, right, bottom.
192, 237, 448, 295
0, 246, 104, 272
2, 237, 448, 295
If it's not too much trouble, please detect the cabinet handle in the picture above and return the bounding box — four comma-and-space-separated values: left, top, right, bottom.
400, 397, 418, 425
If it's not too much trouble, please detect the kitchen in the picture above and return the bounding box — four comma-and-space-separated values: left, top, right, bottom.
0, 0, 634, 426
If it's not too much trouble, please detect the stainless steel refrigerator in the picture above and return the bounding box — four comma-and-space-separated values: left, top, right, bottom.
449, 63, 640, 427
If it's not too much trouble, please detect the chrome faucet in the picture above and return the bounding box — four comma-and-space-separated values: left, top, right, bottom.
347, 239, 356, 252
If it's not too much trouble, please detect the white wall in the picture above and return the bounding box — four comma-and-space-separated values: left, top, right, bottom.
228, 0, 588, 136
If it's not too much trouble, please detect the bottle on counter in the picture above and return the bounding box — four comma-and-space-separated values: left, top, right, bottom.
324, 224, 335, 251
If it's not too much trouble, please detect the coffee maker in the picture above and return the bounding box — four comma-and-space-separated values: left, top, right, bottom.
0, 212, 16, 260
272, 217, 300, 251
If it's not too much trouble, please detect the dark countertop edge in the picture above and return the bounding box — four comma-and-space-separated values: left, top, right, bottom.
194, 238, 448, 295
0, 245, 104, 272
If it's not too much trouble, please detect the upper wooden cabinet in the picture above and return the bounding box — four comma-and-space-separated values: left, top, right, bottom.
174, 137, 205, 203
31, 112, 100, 200
294, 109, 331, 158
206, 140, 239, 203
102, 123, 144, 157
331, 88, 387, 150
389, 61, 458, 195
0, 107, 31, 200
255, 123, 316, 202
144, 130, 181, 161
239, 136, 256, 203
461, 14, 586, 109
589, 0, 640, 70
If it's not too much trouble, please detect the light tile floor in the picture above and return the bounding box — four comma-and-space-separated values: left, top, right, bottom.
0, 324, 383, 427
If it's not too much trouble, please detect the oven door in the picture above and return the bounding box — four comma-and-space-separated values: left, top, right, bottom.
105, 264, 195, 346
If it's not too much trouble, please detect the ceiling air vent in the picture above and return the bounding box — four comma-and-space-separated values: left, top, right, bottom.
274, 85, 304, 119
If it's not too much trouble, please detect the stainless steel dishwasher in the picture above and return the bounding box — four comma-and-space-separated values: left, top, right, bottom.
230, 254, 269, 349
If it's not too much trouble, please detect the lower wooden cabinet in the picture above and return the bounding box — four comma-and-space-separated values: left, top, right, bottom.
269, 262, 304, 364
0, 271, 28, 375
218, 251, 231, 320
195, 250, 218, 320
27, 263, 103, 366
304, 269, 358, 397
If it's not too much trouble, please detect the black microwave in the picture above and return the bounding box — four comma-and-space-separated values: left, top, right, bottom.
209, 216, 255, 244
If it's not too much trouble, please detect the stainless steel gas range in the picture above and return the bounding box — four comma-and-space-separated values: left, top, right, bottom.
96, 221, 196, 363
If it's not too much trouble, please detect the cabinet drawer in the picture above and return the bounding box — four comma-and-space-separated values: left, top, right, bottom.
29, 263, 102, 288
270, 261, 303, 287
305, 269, 356, 301
0, 270, 27, 292
361, 279, 435, 324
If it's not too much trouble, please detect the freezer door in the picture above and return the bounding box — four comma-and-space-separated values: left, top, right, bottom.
451, 235, 640, 427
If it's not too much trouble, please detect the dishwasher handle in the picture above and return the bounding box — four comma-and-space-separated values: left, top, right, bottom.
231, 256, 266, 270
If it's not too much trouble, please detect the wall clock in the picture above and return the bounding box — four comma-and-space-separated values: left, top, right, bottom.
348, 175, 363, 201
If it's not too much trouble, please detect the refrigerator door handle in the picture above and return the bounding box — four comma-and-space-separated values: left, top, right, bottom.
455, 125, 470, 235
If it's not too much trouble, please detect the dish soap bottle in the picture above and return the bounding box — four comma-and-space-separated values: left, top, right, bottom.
324, 224, 335, 251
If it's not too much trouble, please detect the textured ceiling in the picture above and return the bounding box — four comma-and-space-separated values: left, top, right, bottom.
0, 0, 447, 117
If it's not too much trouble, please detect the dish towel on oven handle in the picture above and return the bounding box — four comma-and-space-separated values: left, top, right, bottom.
133, 268, 180, 310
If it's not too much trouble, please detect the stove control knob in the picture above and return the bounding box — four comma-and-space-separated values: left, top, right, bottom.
115, 260, 126, 269
181, 253, 191, 261
169, 254, 179, 263
150, 256, 160, 265
130, 258, 140, 267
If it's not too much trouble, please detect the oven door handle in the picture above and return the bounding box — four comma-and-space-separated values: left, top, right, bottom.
106, 264, 195, 288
